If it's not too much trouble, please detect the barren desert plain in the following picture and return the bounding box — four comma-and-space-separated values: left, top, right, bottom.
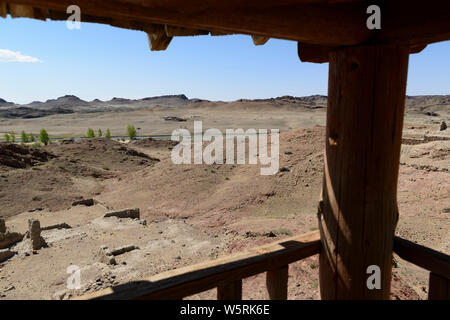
0, 94, 449, 299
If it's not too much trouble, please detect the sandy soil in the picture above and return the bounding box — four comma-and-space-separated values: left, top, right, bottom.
0, 100, 448, 300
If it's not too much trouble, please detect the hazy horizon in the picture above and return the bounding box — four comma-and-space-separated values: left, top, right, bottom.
1, 17, 449, 105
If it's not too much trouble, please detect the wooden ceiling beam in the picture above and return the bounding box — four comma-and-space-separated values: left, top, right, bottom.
2, 0, 450, 47
298, 43, 428, 64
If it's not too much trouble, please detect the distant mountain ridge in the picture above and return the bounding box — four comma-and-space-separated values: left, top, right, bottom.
0, 94, 448, 119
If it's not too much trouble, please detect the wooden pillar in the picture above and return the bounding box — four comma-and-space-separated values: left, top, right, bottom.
319, 44, 409, 299
217, 280, 242, 300
428, 273, 450, 300
266, 265, 289, 300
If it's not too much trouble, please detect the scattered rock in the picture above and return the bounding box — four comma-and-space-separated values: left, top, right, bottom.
110, 244, 139, 256
104, 208, 140, 219
0, 249, 16, 262
163, 116, 187, 122
52, 290, 67, 300
0, 143, 54, 168
41, 222, 72, 231
0, 231, 24, 249
98, 246, 117, 265
72, 198, 94, 207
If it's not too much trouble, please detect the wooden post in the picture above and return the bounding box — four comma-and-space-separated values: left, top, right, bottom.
217, 280, 242, 300
266, 265, 288, 300
319, 44, 409, 299
428, 273, 450, 300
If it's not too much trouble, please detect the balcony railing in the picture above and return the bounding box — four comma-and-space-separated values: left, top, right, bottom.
76, 230, 449, 300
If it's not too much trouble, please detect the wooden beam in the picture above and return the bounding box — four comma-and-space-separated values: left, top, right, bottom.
252, 35, 270, 46
428, 273, 450, 300
266, 265, 288, 300
147, 31, 172, 51
297, 43, 427, 64
217, 280, 242, 300
75, 231, 320, 300
393, 236, 450, 280
319, 44, 409, 299
3, 1, 450, 47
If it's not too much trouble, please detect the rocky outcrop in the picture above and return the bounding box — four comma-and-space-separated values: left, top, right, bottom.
41, 222, 72, 231
0, 232, 23, 249
0, 144, 54, 169
0, 249, 16, 262
99, 244, 139, 265
104, 208, 140, 219
72, 198, 94, 207
28, 219, 47, 250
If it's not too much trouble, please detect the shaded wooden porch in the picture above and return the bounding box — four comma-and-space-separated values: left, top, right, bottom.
2, 0, 449, 300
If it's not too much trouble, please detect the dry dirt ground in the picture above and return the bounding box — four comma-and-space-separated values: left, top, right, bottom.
0, 106, 448, 300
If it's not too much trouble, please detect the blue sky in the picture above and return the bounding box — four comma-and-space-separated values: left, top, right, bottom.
0, 16, 449, 104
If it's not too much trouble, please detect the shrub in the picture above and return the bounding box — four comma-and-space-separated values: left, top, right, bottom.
29, 133, 35, 142
105, 128, 111, 139
21, 130, 29, 143
127, 125, 136, 140
9, 131, 15, 142
4, 133, 10, 142
441, 121, 447, 131
87, 128, 95, 138
39, 129, 50, 145
98, 129, 102, 137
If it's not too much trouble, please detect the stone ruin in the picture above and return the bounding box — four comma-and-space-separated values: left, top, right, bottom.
0, 216, 22, 263
104, 208, 140, 219
28, 218, 47, 250
99, 244, 139, 265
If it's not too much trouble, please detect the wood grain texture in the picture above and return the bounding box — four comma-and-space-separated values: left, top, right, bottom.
320, 44, 409, 299
428, 273, 450, 300
217, 280, 242, 300
3, 1, 450, 46
266, 265, 288, 300
75, 231, 320, 300
393, 236, 450, 280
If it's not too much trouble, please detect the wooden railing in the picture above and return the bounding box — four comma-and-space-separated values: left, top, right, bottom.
393, 236, 450, 300
76, 231, 449, 300
78, 230, 320, 300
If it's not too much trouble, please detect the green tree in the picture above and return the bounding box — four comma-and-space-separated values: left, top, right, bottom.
4, 133, 10, 142
127, 125, 136, 140
87, 128, 95, 138
21, 130, 29, 143
29, 133, 35, 142
98, 129, 103, 137
9, 131, 15, 142
105, 128, 111, 139
39, 129, 49, 145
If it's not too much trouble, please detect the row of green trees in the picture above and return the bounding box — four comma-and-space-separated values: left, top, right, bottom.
4, 125, 137, 144
4, 129, 49, 145
85, 126, 136, 140
86, 128, 112, 139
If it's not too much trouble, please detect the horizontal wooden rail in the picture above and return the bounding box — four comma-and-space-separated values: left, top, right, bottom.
77, 230, 320, 300
393, 236, 450, 280
394, 236, 450, 300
